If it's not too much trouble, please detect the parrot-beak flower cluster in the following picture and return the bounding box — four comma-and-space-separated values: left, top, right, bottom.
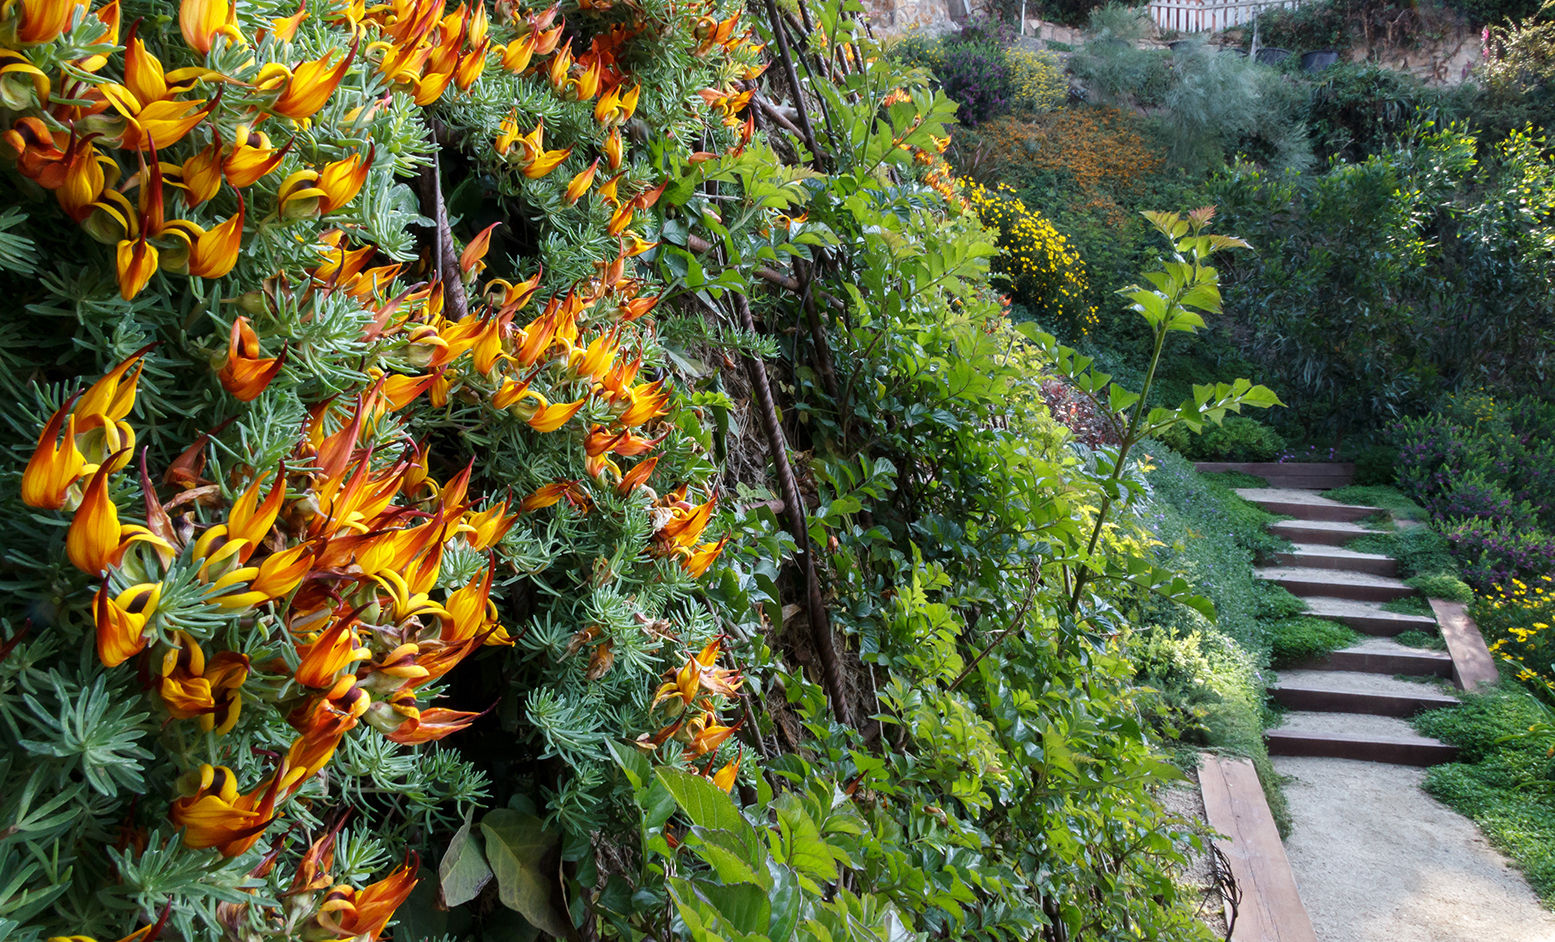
642, 635, 746, 789
6, 0, 761, 917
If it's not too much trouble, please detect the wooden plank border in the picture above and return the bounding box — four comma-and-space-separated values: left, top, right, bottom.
1429, 598, 1500, 692
1198, 755, 1318, 942
1194, 462, 1356, 490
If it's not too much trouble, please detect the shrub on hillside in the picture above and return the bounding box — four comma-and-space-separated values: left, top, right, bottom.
1209, 127, 1555, 435
1444, 519, 1555, 591
888, 29, 1065, 125
1395, 392, 1555, 531
938, 40, 1018, 124
1305, 64, 1444, 162
963, 180, 1099, 335
1158, 415, 1287, 461
1071, 30, 1312, 174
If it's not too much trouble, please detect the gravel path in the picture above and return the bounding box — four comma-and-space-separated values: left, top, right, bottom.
1273, 755, 1555, 941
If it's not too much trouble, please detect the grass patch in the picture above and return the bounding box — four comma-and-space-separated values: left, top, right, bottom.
1268, 616, 1359, 666
1394, 629, 1446, 650
1346, 526, 1458, 580
1202, 470, 1270, 489
1415, 686, 1555, 903
1406, 572, 1473, 603
1254, 581, 1306, 620
1384, 596, 1434, 617
1323, 484, 1428, 521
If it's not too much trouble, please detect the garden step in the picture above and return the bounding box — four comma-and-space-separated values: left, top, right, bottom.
1273, 544, 1398, 577
1286, 638, 1453, 678
1194, 460, 1355, 490
1257, 567, 1417, 603
1268, 518, 1383, 547
1270, 670, 1458, 717
1236, 487, 1382, 523
1265, 712, 1458, 766
1299, 597, 1438, 636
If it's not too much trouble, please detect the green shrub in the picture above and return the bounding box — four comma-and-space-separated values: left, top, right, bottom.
1349, 526, 1458, 578
1416, 687, 1555, 901
888, 29, 1066, 126
1305, 64, 1445, 163
963, 180, 1099, 335
1324, 485, 1428, 521
1139, 443, 1293, 830
1407, 572, 1475, 603
1007, 46, 1070, 112
1269, 617, 1360, 666
1475, 575, 1555, 693
1159, 415, 1286, 461
1072, 33, 1312, 174
1256, 582, 1309, 620
1205, 470, 1272, 488
1451, 0, 1546, 25
1210, 125, 1555, 436
1395, 628, 1448, 649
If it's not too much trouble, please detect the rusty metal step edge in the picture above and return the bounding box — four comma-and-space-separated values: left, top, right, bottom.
1244, 499, 1381, 523
1263, 576, 1417, 603
1264, 730, 1458, 765
1269, 684, 1459, 717
1285, 649, 1453, 677
1268, 521, 1372, 547
1271, 551, 1399, 577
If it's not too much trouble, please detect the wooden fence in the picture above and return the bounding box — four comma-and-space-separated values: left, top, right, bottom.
1148, 0, 1302, 34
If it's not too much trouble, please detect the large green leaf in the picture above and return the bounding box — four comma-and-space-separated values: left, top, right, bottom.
655, 767, 759, 850
481, 809, 572, 939
439, 813, 493, 908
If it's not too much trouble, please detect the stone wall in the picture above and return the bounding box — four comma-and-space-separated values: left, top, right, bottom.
864, 0, 976, 35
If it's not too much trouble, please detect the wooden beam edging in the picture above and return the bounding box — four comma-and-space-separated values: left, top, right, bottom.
1429, 598, 1500, 693
1198, 755, 1318, 942
1193, 462, 1356, 489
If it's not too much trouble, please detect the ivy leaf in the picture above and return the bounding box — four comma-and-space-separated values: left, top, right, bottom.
439, 812, 494, 908
481, 809, 572, 939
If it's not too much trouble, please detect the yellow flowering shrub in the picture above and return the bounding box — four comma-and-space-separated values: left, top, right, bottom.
1479, 575, 1555, 693
1006, 48, 1067, 112
962, 179, 1099, 335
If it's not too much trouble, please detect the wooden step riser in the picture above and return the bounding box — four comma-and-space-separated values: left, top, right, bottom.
1317, 612, 1435, 637
1195, 461, 1356, 489
1266, 579, 1417, 603
1269, 523, 1360, 547
1247, 499, 1379, 523
1271, 687, 1458, 717
1272, 552, 1399, 577
1265, 731, 1458, 766
1286, 650, 1453, 678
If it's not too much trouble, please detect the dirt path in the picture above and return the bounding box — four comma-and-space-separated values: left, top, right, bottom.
1273, 756, 1555, 942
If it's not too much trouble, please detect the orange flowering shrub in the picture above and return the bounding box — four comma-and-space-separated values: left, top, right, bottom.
974, 107, 1164, 199
0, 0, 762, 936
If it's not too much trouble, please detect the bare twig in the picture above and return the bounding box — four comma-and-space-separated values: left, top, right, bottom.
947, 569, 1039, 692
417, 123, 469, 321
762, 0, 826, 171
731, 289, 851, 725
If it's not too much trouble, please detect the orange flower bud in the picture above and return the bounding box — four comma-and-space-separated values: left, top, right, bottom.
170, 763, 284, 856
94, 579, 161, 667
218, 315, 285, 402
67, 463, 123, 574
21, 401, 84, 509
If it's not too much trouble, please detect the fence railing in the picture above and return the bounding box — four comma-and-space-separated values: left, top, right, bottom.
1147, 0, 1302, 34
